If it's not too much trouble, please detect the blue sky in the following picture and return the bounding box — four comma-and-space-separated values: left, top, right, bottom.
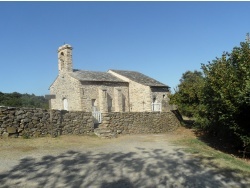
1, 2, 250, 96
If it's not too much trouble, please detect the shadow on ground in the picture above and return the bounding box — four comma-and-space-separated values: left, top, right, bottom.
0, 146, 249, 188
181, 117, 250, 160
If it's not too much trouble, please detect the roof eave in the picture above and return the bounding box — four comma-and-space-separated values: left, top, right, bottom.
79, 79, 128, 83
150, 85, 171, 88
48, 75, 59, 90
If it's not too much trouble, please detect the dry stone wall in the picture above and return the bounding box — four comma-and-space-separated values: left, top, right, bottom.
0, 106, 180, 138
100, 111, 180, 135
0, 107, 94, 138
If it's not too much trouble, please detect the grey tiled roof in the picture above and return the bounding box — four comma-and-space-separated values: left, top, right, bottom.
110, 69, 169, 87
70, 69, 126, 82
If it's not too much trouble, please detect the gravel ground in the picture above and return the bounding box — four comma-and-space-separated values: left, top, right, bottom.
0, 133, 249, 188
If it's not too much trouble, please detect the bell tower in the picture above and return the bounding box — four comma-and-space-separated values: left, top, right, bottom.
58, 44, 73, 74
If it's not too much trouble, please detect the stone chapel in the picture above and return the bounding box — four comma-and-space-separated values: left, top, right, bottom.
49, 44, 171, 113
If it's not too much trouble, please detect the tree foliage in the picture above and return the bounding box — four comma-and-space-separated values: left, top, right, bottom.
199, 42, 250, 149
0, 92, 49, 109
171, 41, 250, 150
169, 70, 204, 117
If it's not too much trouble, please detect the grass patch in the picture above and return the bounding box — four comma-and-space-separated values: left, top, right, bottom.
173, 134, 250, 175
0, 134, 112, 152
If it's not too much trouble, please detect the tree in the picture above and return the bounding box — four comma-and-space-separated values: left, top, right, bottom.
170, 70, 204, 117
198, 42, 250, 149
0, 92, 48, 109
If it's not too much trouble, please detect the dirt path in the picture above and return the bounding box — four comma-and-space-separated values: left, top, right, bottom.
0, 132, 249, 188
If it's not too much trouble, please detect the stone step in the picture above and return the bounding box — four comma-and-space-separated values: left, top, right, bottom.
94, 128, 111, 134
94, 128, 117, 138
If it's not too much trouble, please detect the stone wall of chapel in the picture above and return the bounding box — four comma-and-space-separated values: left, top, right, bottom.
108, 70, 152, 112
150, 87, 171, 112
128, 81, 152, 112
50, 74, 82, 111
80, 82, 129, 113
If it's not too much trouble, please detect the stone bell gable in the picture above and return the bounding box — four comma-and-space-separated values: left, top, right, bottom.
49, 44, 170, 113
58, 44, 73, 74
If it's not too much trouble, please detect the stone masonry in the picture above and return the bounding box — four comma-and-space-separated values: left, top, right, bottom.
49, 44, 171, 113
0, 107, 180, 138
50, 73, 83, 111
108, 70, 170, 112
0, 107, 94, 138
99, 112, 180, 135
80, 81, 129, 112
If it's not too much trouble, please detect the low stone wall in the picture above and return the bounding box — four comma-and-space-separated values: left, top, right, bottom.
53, 110, 94, 136
0, 107, 180, 138
0, 107, 94, 138
100, 112, 180, 135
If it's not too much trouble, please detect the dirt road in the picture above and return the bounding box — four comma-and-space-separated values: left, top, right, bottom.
0, 133, 249, 188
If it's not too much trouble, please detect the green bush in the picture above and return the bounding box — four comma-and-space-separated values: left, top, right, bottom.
171, 41, 250, 151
